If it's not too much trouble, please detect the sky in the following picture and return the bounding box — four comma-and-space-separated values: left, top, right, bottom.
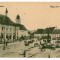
0, 2, 60, 30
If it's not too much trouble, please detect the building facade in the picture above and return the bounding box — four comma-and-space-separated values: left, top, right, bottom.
34, 34, 60, 39
0, 8, 27, 42
19, 30, 29, 37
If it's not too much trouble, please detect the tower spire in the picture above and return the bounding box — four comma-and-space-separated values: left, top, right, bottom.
5, 8, 8, 16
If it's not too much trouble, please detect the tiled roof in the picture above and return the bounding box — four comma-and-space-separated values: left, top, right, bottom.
53, 29, 60, 34
0, 14, 27, 30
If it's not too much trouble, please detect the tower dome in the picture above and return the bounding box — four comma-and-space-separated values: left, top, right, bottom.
16, 14, 20, 24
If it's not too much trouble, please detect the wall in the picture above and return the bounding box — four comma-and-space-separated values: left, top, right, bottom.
19, 30, 29, 37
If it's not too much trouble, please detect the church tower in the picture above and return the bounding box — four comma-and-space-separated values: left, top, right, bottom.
5, 8, 8, 16
16, 14, 20, 24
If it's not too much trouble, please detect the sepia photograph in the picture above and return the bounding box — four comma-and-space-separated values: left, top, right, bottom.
0, 2, 60, 58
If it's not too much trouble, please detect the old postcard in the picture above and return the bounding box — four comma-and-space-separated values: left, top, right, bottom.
0, 2, 60, 58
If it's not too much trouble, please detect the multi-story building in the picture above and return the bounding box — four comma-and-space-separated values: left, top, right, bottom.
0, 8, 28, 42
34, 29, 60, 45
34, 29, 60, 40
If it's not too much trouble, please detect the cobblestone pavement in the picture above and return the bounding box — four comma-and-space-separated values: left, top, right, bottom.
0, 40, 60, 58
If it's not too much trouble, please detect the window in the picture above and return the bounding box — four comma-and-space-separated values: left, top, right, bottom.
1, 33, 4, 38
10, 35, 11, 39
10, 28, 11, 31
2, 27, 4, 30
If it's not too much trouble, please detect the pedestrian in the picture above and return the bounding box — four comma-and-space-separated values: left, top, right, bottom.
44, 43, 46, 51
3, 38, 5, 50
48, 53, 50, 58
5, 38, 8, 46
23, 50, 26, 57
